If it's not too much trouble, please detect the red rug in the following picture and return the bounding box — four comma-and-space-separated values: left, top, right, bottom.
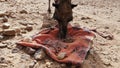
17, 25, 95, 65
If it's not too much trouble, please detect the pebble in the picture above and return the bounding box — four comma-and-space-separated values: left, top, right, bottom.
21, 54, 30, 61
101, 51, 109, 55
103, 58, 110, 65
73, 23, 80, 28
45, 59, 51, 63
13, 27, 21, 34
2, 23, 10, 29
16, 45, 24, 50
18, 64, 26, 68
21, 30, 27, 34
19, 21, 28, 26
57, 52, 66, 60
34, 49, 46, 60
60, 64, 66, 67
81, 17, 91, 20
19, 10, 28, 14
7, 44, 14, 49
85, 36, 94, 40
29, 62, 36, 68
104, 26, 109, 29
0, 28, 3, 33
12, 48, 19, 53
34, 63, 41, 68
117, 20, 120, 22
25, 25, 33, 31
0, 17, 8, 23
22, 36, 32, 42
0, 11, 6, 17
42, 22, 51, 28
0, 43, 7, 48
45, 62, 51, 68
105, 34, 114, 40
0, 64, 7, 67
89, 49, 95, 55
3, 29, 16, 36
0, 35, 4, 40
25, 47, 36, 55
0, 0, 7, 2
0, 57, 5, 63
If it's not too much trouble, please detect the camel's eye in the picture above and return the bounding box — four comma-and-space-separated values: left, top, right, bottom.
71, 4, 77, 9
52, 3, 59, 8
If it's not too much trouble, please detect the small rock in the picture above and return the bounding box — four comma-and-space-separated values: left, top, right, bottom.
45, 59, 50, 62
101, 51, 109, 55
85, 36, 94, 40
3, 29, 16, 36
0, 57, 5, 63
22, 36, 32, 42
85, 21, 88, 23
57, 52, 66, 60
0, 11, 6, 17
19, 21, 28, 26
20, 10, 28, 14
89, 49, 95, 55
34, 63, 41, 68
0, 64, 7, 67
73, 23, 80, 28
21, 30, 27, 34
104, 26, 109, 29
0, 17, 8, 23
0, 28, 3, 33
7, 44, 14, 49
12, 48, 19, 53
25, 25, 33, 31
81, 17, 91, 20
42, 22, 51, 28
60, 64, 66, 67
2, 18, 8, 22
93, 12, 96, 15
25, 47, 36, 55
13, 27, 21, 34
16, 45, 24, 50
0, 0, 7, 2
45, 62, 51, 68
34, 49, 46, 60
117, 20, 120, 22
103, 59, 111, 66
21, 54, 30, 61
104, 34, 114, 40
17, 64, 26, 68
0, 43, 7, 48
0, 35, 4, 40
29, 62, 36, 68
2, 23, 10, 29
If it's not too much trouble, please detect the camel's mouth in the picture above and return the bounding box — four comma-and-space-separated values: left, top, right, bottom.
17, 25, 95, 65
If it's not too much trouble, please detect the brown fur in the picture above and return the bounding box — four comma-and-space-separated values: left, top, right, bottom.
48, 0, 77, 39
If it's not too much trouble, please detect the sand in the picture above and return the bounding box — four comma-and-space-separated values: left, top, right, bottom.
0, 0, 120, 68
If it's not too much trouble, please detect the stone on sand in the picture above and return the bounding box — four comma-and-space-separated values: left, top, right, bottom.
3, 29, 16, 36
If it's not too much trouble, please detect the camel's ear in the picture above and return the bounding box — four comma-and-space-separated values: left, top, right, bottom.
52, 3, 59, 8
71, 4, 77, 8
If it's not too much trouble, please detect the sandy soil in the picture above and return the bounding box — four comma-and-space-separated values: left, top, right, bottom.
0, 0, 120, 68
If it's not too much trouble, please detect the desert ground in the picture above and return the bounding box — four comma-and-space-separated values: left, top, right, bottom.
0, 0, 120, 68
